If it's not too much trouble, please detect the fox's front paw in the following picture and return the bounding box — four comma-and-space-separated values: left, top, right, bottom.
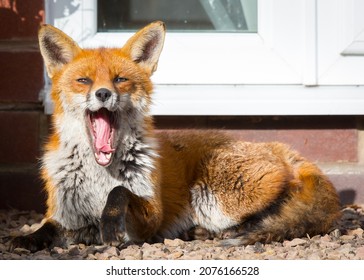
10, 233, 51, 253
100, 210, 125, 246
100, 186, 128, 246
10, 220, 62, 252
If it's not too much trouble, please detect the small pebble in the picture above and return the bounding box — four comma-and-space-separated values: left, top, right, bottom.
164, 238, 184, 247
19, 224, 31, 233
86, 254, 97, 260
254, 242, 265, 253
68, 246, 80, 256
95, 252, 109, 260
51, 247, 64, 254
348, 228, 364, 238
355, 246, 364, 259
104, 246, 119, 257
341, 235, 355, 241
320, 234, 332, 242
168, 250, 184, 259
284, 238, 307, 247
307, 252, 322, 260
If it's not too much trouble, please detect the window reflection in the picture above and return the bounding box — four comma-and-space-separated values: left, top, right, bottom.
97, 0, 257, 33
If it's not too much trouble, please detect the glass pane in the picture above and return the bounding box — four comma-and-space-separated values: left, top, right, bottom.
97, 0, 257, 33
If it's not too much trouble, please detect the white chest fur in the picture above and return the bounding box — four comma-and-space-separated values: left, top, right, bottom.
43, 115, 156, 230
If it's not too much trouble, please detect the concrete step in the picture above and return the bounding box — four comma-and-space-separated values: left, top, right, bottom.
319, 163, 364, 205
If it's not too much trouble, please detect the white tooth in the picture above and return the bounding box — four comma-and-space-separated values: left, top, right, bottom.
94, 153, 99, 159
106, 153, 111, 160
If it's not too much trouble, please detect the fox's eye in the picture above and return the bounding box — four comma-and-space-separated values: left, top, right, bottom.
114, 77, 128, 84
76, 78, 92, 84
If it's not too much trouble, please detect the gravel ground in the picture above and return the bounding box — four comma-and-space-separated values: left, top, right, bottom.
1, 205, 364, 260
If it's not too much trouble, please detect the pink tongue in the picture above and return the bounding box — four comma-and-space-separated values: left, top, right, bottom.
93, 110, 114, 154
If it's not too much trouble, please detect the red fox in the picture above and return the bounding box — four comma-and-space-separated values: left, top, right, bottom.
11, 21, 341, 252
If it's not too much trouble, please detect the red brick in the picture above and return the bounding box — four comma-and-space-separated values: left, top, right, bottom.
0, 111, 41, 164
226, 129, 357, 162
155, 116, 208, 128
0, 170, 46, 212
0, 51, 44, 102
0, 0, 44, 39
155, 116, 358, 162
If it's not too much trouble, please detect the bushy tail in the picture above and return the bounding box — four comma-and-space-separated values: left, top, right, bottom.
220, 162, 341, 246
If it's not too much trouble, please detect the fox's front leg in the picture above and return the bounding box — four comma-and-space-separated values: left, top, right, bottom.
10, 219, 65, 252
100, 186, 162, 245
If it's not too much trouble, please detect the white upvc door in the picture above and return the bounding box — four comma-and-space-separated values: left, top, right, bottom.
317, 0, 364, 85
43, 0, 364, 115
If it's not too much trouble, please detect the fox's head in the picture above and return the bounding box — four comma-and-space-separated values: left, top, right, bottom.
39, 22, 165, 167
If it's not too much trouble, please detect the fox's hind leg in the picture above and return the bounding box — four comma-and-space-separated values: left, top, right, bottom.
190, 147, 290, 238
190, 143, 340, 245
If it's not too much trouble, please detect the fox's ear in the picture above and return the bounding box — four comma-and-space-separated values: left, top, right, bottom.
123, 21, 166, 75
38, 24, 81, 78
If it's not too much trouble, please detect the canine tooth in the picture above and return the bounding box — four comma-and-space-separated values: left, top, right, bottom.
106, 153, 111, 160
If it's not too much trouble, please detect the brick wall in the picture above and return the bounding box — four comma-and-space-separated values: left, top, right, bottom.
0, 0, 46, 212
0, 1, 363, 213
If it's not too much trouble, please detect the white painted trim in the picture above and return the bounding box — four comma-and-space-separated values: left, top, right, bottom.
151, 85, 364, 115
303, 0, 318, 85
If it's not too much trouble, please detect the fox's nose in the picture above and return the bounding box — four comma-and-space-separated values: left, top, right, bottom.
95, 88, 112, 102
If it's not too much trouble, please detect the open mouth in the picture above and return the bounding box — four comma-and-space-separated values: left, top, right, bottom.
87, 108, 116, 166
